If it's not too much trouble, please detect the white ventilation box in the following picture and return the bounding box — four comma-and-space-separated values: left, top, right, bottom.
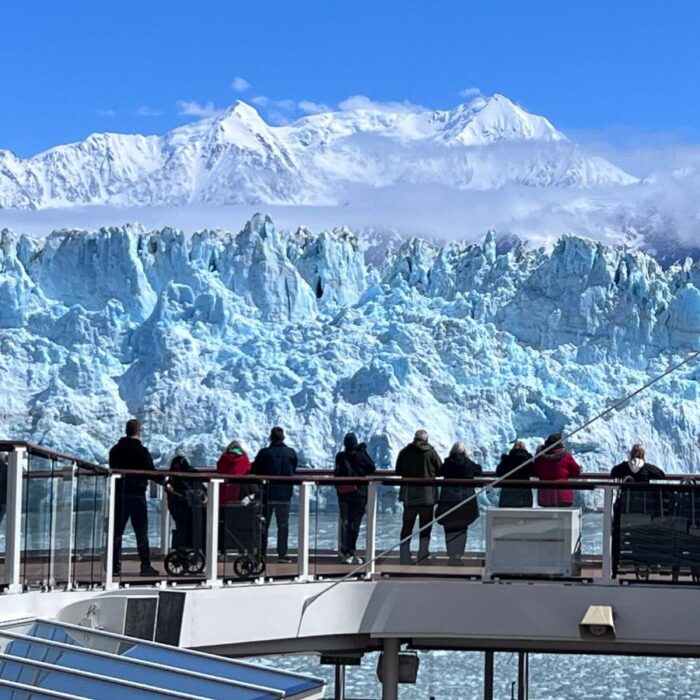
484, 507, 582, 579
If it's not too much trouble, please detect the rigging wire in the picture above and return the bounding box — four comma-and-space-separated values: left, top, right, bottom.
296, 348, 700, 632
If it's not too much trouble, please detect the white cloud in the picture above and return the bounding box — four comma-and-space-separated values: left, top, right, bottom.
267, 110, 291, 126
459, 87, 482, 100
250, 96, 296, 114
338, 95, 426, 113
176, 100, 222, 118
135, 106, 162, 117
231, 76, 250, 92
96, 108, 117, 117
298, 100, 331, 115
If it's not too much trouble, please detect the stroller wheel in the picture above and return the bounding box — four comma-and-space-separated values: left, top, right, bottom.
233, 555, 255, 579
165, 551, 186, 577
186, 550, 205, 574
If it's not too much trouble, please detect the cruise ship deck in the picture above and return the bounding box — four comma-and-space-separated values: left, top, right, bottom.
1, 439, 700, 699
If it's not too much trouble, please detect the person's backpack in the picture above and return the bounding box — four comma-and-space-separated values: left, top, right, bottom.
335, 453, 358, 495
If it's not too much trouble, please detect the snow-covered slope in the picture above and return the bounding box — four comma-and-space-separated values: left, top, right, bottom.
0, 215, 697, 472
0, 95, 636, 210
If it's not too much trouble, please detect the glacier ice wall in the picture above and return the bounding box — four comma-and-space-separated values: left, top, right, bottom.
0, 214, 698, 472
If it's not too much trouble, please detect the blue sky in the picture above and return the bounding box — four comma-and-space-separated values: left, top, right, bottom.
1, 0, 698, 157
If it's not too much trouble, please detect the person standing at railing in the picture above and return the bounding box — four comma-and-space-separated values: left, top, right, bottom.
251, 427, 298, 565
611, 444, 665, 518
217, 441, 252, 505
610, 444, 664, 483
108, 419, 159, 576
396, 429, 442, 565
334, 432, 376, 564
436, 442, 482, 566
496, 441, 534, 507
532, 433, 581, 507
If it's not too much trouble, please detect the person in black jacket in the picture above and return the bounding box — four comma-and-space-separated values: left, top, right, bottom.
396, 430, 442, 564
165, 455, 207, 554
610, 444, 664, 482
109, 419, 159, 576
334, 432, 376, 564
496, 441, 534, 507
252, 426, 298, 564
436, 442, 482, 565
611, 444, 665, 517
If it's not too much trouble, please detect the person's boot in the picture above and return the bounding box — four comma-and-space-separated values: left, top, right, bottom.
399, 542, 413, 565
417, 537, 432, 564
140, 563, 159, 576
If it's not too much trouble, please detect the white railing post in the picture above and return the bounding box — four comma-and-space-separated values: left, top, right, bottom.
5, 447, 26, 593
599, 485, 614, 585
160, 486, 171, 558
297, 482, 311, 581
104, 474, 119, 590
205, 479, 221, 587
365, 481, 378, 578
62, 461, 77, 590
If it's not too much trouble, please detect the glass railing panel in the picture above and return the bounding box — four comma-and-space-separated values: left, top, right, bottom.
21, 452, 54, 588
49, 457, 74, 587
309, 482, 370, 577
218, 476, 266, 583
72, 467, 107, 587
263, 484, 298, 572
612, 481, 700, 583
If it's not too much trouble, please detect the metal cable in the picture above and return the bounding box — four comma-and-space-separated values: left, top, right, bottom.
297, 348, 700, 627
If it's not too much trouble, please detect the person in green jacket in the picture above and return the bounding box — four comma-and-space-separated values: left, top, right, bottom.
396, 429, 442, 564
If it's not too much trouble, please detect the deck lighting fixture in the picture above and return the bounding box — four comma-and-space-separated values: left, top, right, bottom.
579, 605, 616, 641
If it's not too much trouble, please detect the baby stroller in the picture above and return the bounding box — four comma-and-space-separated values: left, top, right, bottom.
164, 456, 207, 577
220, 492, 266, 579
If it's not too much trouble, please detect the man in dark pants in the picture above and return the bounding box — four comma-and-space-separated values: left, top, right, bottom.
396, 429, 442, 565
109, 419, 159, 576
252, 427, 298, 564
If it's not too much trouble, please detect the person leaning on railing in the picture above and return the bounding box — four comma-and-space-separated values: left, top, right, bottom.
396, 429, 442, 565
532, 433, 581, 507
435, 442, 482, 566
108, 418, 160, 576
495, 440, 534, 507
334, 432, 376, 564
251, 427, 298, 565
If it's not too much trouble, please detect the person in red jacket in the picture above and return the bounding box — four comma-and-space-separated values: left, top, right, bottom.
217, 441, 252, 505
533, 433, 581, 507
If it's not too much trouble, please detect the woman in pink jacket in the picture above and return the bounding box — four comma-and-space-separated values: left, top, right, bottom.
533, 433, 581, 507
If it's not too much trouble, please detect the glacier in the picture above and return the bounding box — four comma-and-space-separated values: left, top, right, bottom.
0, 214, 698, 473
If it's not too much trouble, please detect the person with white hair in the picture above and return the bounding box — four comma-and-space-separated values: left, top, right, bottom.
435, 442, 483, 565
395, 429, 442, 564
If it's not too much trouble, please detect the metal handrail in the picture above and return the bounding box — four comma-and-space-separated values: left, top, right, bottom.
0, 440, 106, 473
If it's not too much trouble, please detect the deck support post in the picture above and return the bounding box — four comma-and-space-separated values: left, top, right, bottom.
599, 486, 614, 585
205, 479, 222, 587
365, 481, 378, 578
5, 447, 26, 593
517, 651, 528, 700
297, 482, 311, 581
381, 638, 400, 700
483, 650, 494, 700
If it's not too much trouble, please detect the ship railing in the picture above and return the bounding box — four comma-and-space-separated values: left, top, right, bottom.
0, 439, 698, 592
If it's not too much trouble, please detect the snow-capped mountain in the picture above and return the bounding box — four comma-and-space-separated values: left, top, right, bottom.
0, 215, 697, 471
0, 95, 637, 210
